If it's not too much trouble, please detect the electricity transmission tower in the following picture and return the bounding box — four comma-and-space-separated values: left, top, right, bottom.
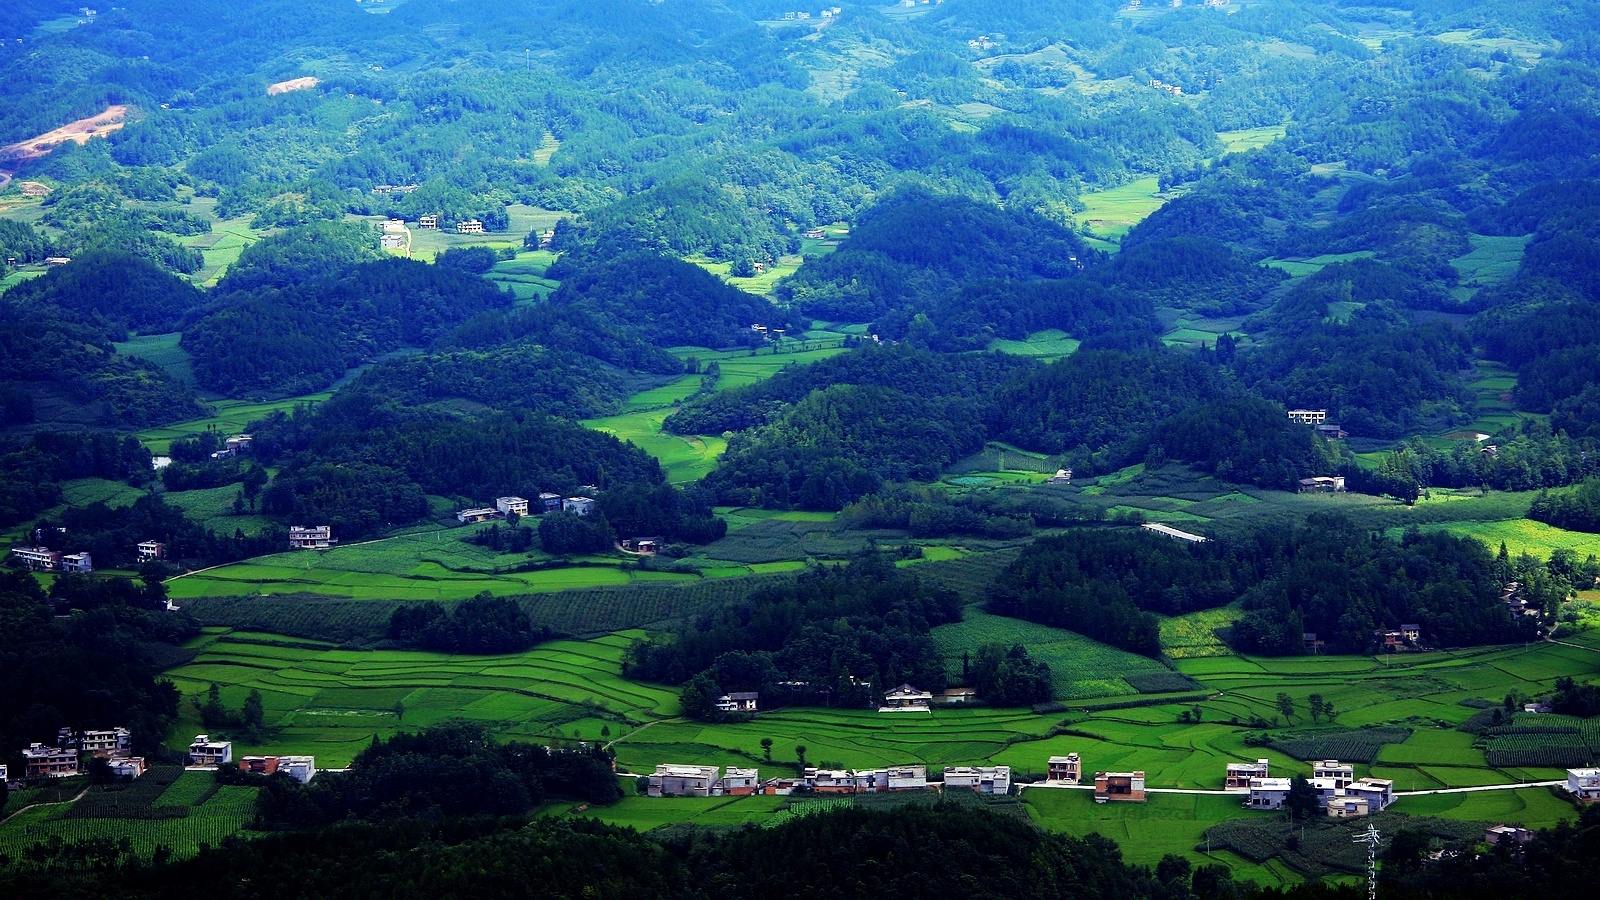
1353, 824, 1382, 900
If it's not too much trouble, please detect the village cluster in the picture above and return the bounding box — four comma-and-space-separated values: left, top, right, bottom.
780, 7, 843, 21
455, 492, 594, 525
7, 728, 315, 788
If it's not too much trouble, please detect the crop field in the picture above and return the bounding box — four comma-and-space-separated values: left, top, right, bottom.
59, 476, 150, 511
178, 570, 803, 642
686, 250, 818, 296
1030, 790, 1297, 884
557, 792, 790, 832
679, 344, 851, 391
485, 249, 561, 300
136, 392, 332, 454
114, 332, 196, 386
1263, 250, 1376, 278
1417, 518, 1600, 563
0, 767, 259, 864
1217, 125, 1287, 153
1160, 607, 1243, 659
161, 484, 278, 535
576, 344, 845, 483
583, 406, 729, 484
988, 329, 1081, 360
166, 554, 699, 602
932, 609, 1171, 698
180, 209, 270, 286
1077, 176, 1165, 244
1451, 234, 1529, 289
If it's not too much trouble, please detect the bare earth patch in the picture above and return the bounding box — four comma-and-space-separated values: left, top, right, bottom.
0, 104, 129, 171
267, 76, 321, 96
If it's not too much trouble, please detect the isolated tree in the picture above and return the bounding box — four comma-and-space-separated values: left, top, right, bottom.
761, 738, 774, 762
1276, 692, 1295, 722
795, 744, 808, 769
679, 671, 720, 720
202, 682, 226, 726
1156, 854, 1192, 889
393, 701, 404, 723
1286, 775, 1320, 820
242, 689, 265, 728
1191, 705, 1203, 723
1307, 694, 1324, 723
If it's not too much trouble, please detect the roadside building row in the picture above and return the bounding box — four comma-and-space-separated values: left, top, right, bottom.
187, 734, 316, 783
645, 763, 1013, 797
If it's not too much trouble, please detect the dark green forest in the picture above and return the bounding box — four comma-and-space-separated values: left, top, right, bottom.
991, 519, 1535, 657
624, 554, 964, 715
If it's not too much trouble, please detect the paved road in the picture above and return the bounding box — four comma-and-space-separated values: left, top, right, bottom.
1396, 780, 1563, 796
1019, 781, 1565, 798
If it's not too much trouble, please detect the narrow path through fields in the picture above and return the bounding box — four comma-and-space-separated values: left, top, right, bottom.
0, 784, 91, 826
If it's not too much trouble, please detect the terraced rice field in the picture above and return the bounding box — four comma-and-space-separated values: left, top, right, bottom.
156, 619, 1599, 882
166, 548, 697, 601
164, 629, 679, 766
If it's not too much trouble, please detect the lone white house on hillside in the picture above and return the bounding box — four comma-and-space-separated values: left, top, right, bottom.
288, 525, 335, 550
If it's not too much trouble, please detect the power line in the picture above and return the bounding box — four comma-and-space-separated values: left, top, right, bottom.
1353, 824, 1382, 900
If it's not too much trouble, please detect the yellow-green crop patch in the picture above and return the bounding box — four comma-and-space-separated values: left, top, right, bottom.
1077, 176, 1165, 245
166, 558, 696, 601
1420, 519, 1600, 562
932, 609, 1171, 698
1217, 125, 1287, 153
578, 345, 846, 482
1160, 606, 1242, 659
114, 331, 195, 386
988, 329, 1081, 360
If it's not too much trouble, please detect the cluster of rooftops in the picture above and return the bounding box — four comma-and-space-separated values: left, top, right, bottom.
7, 730, 314, 786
